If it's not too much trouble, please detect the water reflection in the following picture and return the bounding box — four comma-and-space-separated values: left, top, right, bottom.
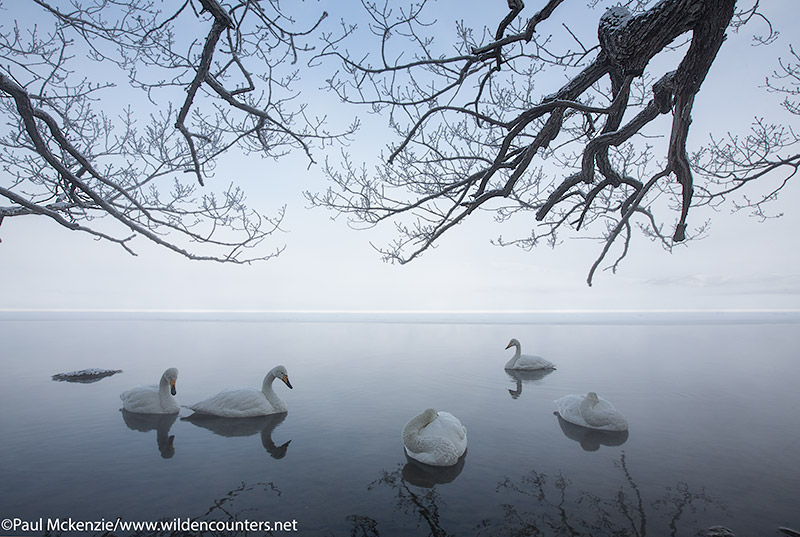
363, 464, 455, 537
330, 449, 467, 535
182, 412, 291, 459
483, 452, 725, 537
402, 452, 466, 488
120, 409, 177, 458
505, 368, 554, 399
555, 413, 629, 451
338, 451, 730, 537
75, 481, 284, 537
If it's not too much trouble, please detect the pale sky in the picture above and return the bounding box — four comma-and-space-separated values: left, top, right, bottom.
1, 0, 798, 313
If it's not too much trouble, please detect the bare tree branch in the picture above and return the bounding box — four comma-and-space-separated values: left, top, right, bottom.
1, 0, 355, 262
308, 0, 792, 285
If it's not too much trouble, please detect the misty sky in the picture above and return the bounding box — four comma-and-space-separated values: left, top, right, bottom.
1, 0, 798, 312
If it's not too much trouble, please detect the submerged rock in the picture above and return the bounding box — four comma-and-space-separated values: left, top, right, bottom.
52, 368, 123, 383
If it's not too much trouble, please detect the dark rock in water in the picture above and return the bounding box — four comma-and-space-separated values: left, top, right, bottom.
52, 368, 123, 383
697, 527, 736, 537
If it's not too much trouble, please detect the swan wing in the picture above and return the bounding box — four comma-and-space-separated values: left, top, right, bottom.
555, 394, 591, 428
591, 397, 617, 414
120, 385, 165, 414
513, 354, 555, 370
555, 394, 628, 432
422, 412, 466, 441
583, 396, 628, 431
405, 440, 460, 466
188, 388, 276, 418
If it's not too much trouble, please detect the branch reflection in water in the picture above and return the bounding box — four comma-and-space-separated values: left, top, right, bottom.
363, 465, 457, 537
340, 452, 727, 537
338, 452, 467, 535
505, 368, 554, 399
120, 409, 177, 459
182, 412, 291, 459
485, 452, 725, 537
43, 481, 283, 537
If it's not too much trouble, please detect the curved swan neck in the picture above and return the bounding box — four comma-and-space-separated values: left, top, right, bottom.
579, 393, 598, 415
158, 375, 173, 405
505, 340, 522, 368
261, 372, 286, 411
579, 392, 610, 427
402, 409, 437, 448
262, 372, 276, 394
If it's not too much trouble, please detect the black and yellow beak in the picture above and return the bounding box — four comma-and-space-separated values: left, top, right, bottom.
505, 341, 513, 349
170, 379, 177, 396
282, 374, 293, 389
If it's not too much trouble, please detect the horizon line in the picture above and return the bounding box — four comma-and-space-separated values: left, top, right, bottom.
1, 308, 799, 314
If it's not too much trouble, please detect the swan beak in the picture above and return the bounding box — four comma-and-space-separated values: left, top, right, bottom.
170, 379, 177, 396
505, 342, 513, 349
282, 374, 293, 389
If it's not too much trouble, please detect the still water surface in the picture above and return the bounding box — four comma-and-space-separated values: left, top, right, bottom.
1, 312, 798, 536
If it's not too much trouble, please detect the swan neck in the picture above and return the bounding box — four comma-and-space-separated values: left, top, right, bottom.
579, 395, 596, 415
158, 375, 172, 404
579, 394, 605, 426
261, 373, 285, 411
262, 372, 276, 394
402, 411, 435, 449
505, 342, 522, 368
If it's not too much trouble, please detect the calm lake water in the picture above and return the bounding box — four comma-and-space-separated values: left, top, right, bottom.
1, 311, 798, 536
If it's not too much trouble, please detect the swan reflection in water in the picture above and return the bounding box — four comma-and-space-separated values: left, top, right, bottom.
555, 413, 629, 451
342, 447, 468, 535
120, 409, 177, 458
505, 368, 554, 399
182, 412, 291, 459
402, 451, 466, 488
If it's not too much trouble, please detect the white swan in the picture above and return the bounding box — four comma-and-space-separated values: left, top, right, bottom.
402, 408, 467, 467
504, 338, 556, 370
186, 365, 292, 418
120, 368, 179, 414
555, 392, 628, 432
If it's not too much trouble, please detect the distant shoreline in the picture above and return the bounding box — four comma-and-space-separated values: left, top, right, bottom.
2, 309, 799, 325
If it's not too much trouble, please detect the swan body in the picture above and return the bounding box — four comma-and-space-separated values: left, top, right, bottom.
505, 338, 556, 370
186, 365, 292, 418
555, 392, 628, 432
120, 368, 179, 414
402, 408, 467, 467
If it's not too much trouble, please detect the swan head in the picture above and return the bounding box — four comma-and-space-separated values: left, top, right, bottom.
271, 365, 293, 389
585, 392, 599, 405
162, 368, 179, 396
420, 408, 439, 425
505, 338, 520, 350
